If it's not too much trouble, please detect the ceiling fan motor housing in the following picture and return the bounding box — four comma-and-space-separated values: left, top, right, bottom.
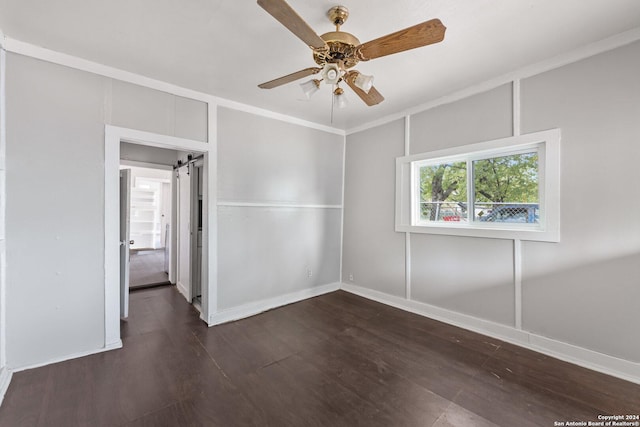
313, 6, 360, 69
313, 31, 361, 69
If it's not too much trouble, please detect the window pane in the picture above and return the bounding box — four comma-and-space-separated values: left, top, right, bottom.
474, 152, 539, 223
419, 161, 467, 222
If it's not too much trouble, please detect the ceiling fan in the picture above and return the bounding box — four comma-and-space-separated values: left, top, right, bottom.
257, 0, 446, 107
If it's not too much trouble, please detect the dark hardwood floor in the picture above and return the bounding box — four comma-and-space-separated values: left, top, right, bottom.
1, 286, 639, 426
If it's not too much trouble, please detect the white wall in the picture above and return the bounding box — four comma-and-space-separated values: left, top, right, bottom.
409, 84, 513, 154
4, 53, 208, 368
342, 41, 640, 372
0, 45, 8, 387
110, 81, 207, 142
6, 53, 106, 368
519, 41, 640, 362
216, 107, 344, 310
342, 119, 406, 297
217, 107, 343, 206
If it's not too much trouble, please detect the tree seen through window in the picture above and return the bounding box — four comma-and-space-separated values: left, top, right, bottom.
419, 152, 539, 223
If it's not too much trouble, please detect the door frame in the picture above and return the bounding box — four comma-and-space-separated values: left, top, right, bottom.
104, 125, 216, 349
119, 168, 131, 318
175, 162, 193, 302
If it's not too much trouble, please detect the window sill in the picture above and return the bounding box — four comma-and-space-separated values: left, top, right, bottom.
395, 223, 559, 242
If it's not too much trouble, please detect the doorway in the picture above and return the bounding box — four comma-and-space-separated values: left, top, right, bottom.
119, 152, 204, 316
105, 125, 213, 349
120, 165, 172, 290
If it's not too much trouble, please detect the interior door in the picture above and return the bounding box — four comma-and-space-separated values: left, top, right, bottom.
119, 168, 132, 318
191, 161, 203, 301
177, 164, 192, 302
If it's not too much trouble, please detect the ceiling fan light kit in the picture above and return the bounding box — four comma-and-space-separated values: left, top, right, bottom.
256, 0, 446, 108
333, 87, 349, 109
353, 73, 374, 94
300, 79, 321, 99
321, 63, 341, 85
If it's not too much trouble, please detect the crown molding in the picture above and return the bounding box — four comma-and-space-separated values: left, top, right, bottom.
2, 24, 639, 139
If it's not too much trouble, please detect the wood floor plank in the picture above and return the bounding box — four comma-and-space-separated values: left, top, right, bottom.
0, 367, 50, 426
364, 307, 505, 357
349, 316, 491, 377
1, 287, 639, 426
432, 402, 500, 427
299, 335, 451, 426
35, 357, 100, 427
338, 325, 482, 401
483, 344, 640, 415
175, 366, 268, 427
122, 403, 184, 427
235, 354, 372, 427
453, 367, 602, 427
308, 291, 384, 320
280, 297, 365, 336
194, 318, 295, 379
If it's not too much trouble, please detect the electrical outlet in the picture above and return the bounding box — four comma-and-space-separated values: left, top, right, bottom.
349, 274, 354, 281
307, 269, 313, 278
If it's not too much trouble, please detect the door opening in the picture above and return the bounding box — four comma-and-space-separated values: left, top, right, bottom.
116, 143, 208, 329
120, 165, 173, 290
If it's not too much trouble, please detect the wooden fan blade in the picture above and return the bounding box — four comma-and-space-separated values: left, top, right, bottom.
258, 67, 322, 89
345, 71, 385, 106
257, 0, 327, 50
356, 18, 446, 61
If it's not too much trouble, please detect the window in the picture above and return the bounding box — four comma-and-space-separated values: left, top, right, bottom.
396, 129, 560, 242
415, 149, 540, 225
418, 160, 467, 223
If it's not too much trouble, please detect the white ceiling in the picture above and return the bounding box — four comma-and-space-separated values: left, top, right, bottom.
1, 0, 639, 130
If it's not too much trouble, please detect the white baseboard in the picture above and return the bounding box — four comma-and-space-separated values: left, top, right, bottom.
341, 283, 640, 385
208, 282, 341, 326
11, 340, 123, 373
0, 366, 12, 407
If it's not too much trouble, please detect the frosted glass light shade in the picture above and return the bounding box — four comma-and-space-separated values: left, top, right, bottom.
354, 73, 374, 93
333, 92, 349, 109
300, 79, 320, 99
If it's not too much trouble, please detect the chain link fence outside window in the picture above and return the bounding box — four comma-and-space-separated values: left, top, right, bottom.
420, 202, 539, 223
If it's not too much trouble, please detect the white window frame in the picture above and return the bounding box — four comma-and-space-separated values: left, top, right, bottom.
395, 129, 560, 242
